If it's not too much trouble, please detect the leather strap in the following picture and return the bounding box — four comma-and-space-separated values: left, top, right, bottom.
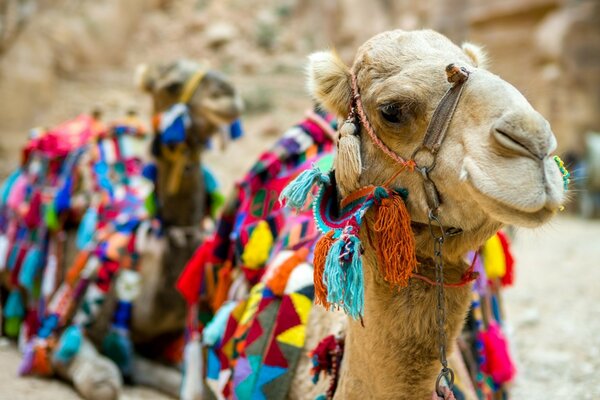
179, 69, 207, 104
412, 64, 470, 169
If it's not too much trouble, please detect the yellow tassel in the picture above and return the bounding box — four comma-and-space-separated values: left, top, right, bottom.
241, 221, 274, 269
482, 234, 506, 279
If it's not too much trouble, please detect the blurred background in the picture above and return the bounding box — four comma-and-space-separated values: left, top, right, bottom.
0, 0, 598, 398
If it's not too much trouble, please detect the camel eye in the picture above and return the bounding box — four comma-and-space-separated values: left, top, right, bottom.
380, 103, 402, 124
166, 82, 182, 95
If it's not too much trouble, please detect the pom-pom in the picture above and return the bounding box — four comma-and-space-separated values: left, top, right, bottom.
279, 165, 331, 210
241, 221, 273, 270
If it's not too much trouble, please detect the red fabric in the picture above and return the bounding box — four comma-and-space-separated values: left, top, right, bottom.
496, 231, 515, 286
176, 239, 213, 304
23, 115, 105, 161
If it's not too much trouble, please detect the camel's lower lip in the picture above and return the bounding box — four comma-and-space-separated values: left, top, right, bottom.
467, 180, 557, 227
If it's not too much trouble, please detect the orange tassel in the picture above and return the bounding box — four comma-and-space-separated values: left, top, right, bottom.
267, 247, 309, 296
33, 345, 53, 376
211, 261, 233, 312
372, 195, 416, 287
66, 250, 90, 287
313, 231, 336, 307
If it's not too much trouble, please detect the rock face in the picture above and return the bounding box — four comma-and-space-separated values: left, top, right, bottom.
0, 0, 154, 130
0, 0, 598, 154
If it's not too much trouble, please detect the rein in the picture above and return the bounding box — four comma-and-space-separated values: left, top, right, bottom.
349, 63, 471, 398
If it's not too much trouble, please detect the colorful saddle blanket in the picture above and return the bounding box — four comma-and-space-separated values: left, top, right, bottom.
0, 114, 172, 377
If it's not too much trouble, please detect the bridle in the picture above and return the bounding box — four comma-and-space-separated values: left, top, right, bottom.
157, 69, 207, 196
348, 63, 471, 398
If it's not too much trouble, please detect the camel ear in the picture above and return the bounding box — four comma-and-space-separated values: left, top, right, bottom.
134, 63, 154, 92
307, 51, 352, 117
462, 42, 488, 69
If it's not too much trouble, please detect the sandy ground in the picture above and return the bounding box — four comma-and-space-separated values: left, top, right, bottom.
0, 215, 598, 399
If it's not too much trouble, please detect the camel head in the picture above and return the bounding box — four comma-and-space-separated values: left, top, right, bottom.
308, 30, 567, 258
135, 60, 242, 227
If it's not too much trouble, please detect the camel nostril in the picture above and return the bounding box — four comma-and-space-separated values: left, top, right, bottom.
493, 127, 542, 159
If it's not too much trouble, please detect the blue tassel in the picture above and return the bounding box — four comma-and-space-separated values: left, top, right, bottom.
102, 328, 133, 376
342, 236, 364, 319
280, 166, 330, 210
7, 243, 20, 271
55, 176, 73, 213
53, 325, 82, 365
19, 246, 43, 292
323, 235, 365, 319
202, 165, 219, 195
76, 208, 98, 250
0, 169, 22, 206
5, 290, 25, 318
229, 119, 244, 140
203, 301, 237, 347
323, 239, 346, 308
315, 395, 327, 400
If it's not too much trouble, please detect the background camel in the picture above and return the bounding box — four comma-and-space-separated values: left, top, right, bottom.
188, 29, 567, 400
0, 60, 243, 400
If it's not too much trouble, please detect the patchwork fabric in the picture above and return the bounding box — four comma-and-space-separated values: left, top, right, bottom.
177, 111, 336, 399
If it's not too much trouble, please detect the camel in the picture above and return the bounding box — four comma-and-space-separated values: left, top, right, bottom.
287, 29, 567, 399
189, 29, 567, 400
1, 60, 242, 399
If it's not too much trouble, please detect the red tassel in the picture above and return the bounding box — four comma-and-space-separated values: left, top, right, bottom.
497, 231, 515, 286
176, 239, 213, 304
313, 231, 335, 307
372, 195, 416, 287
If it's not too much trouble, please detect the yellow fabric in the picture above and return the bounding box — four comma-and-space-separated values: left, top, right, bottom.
179, 69, 206, 104
241, 221, 274, 270
482, 233, 506, 279
289, 292, 312, 324
239, 283, 264, 325
276, 325, 306, 348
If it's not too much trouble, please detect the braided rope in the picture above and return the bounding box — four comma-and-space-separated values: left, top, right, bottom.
350, 72, 415, 171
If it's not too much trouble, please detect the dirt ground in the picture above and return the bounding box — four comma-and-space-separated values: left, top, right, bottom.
0, 215, 598, 399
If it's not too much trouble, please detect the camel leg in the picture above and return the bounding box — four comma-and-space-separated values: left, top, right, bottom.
131, 356, 182, 398
53, 337, 122, 400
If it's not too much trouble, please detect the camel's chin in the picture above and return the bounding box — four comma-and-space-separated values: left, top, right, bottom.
467, 183, 558, 228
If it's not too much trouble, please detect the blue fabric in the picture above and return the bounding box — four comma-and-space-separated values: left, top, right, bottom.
76, 208, 98, 250
0, 169, 22, 206
55, 176, 73, 213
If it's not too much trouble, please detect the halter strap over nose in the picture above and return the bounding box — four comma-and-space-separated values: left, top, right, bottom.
179, 69, 207, 104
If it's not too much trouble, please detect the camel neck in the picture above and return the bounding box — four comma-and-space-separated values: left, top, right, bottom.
334, 230, 472, 399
